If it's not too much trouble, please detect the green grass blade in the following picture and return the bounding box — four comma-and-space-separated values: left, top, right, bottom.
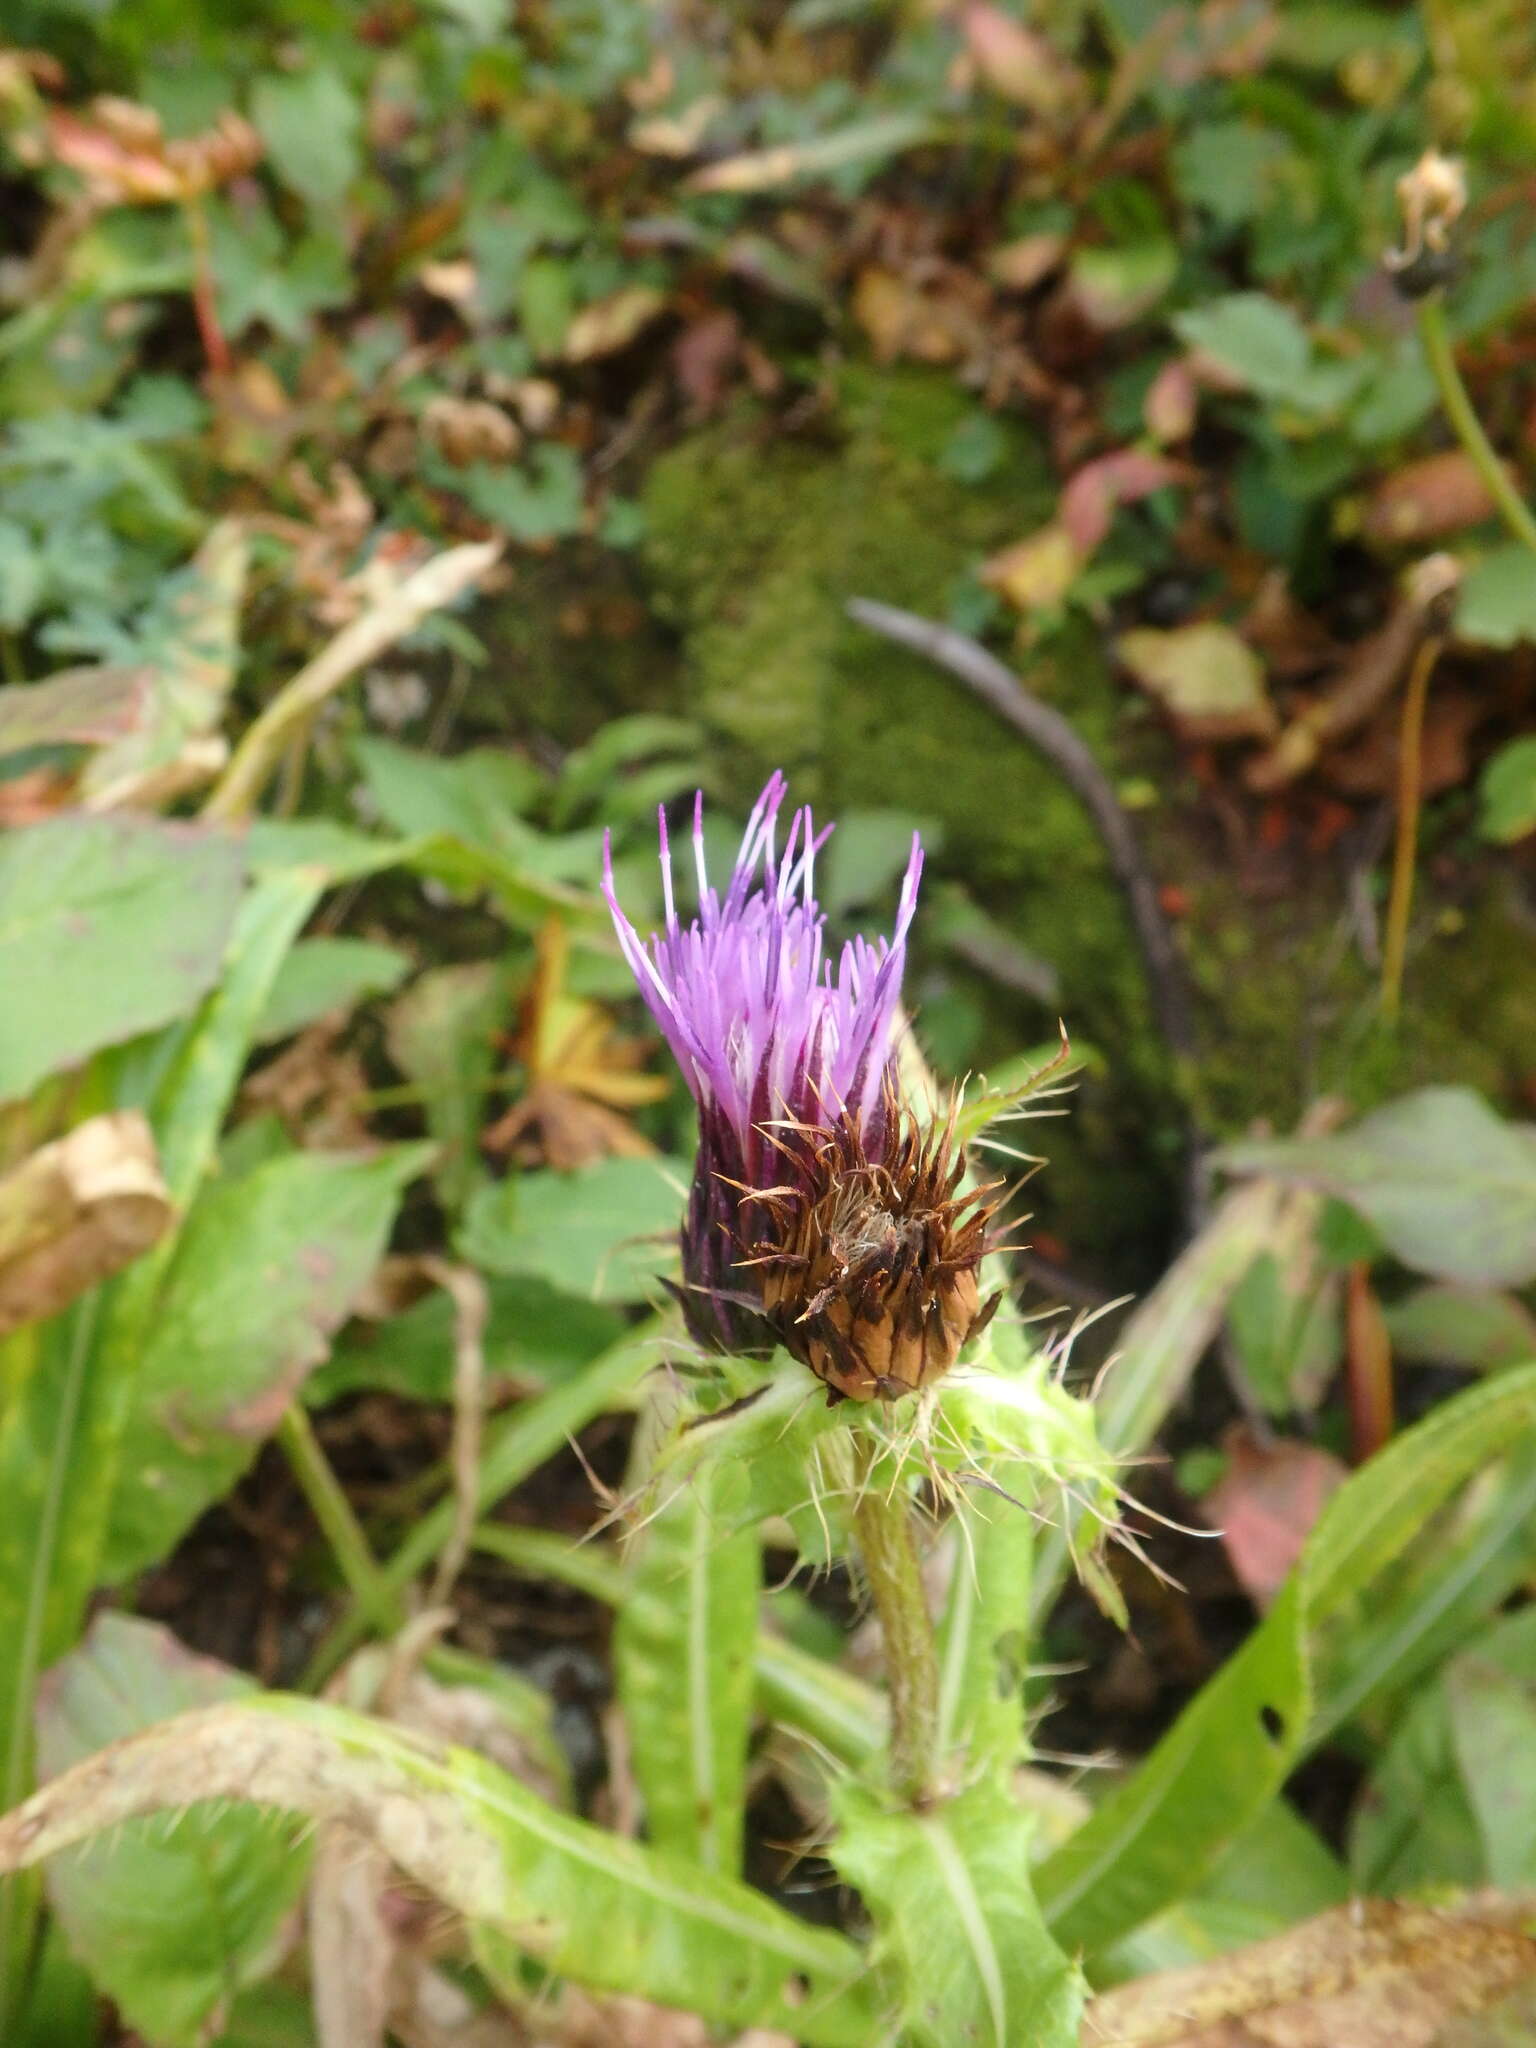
1034, 1361, 1536, 1954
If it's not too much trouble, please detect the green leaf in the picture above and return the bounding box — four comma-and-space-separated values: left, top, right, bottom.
354, 737, 543, 845
1385, 1282, 1536, 1374
384, 963, 511, 1214
616, 1460, 759, 1873
208, 200, 350, 341
1219, 1088, 1536, 1288
0, 1695, 881, 2046
1314, 1445, 1536, 1742
256, 936, 411, 1044
820, 809, 940, 919
1035, 1364, 1536, 1953
1173, 293, 1352, 413
102, 1143, 431, 1581
456, 445, 586, 542
1174, 120, 1291, 229
34, 1617, 308, 2048
831, 1782, 1082, 2048
0, 870, 320, 2006
1478, 734, 1536, 843
0, 816, 245, 1103
1348, 1610, 1536, 1896
458, 1155, 684, 1303
1101, 1798, 1347, 1982
1446, 1656, 1536, 1890
314, 1271, 621, 1404
250, 68, 361, 210
1458, 549, 1536, 652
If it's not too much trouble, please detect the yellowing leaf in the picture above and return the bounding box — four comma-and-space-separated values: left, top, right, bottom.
563, 285, 667, 363
1115, 621, 1277, 740
980, 523, 1081, 612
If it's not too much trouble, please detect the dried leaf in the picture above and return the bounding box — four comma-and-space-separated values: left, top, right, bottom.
853, 266, 982, 366
959, 4, 1084, 116
1245, 558, 1459, 792
0, 1112, 172, 1338
685, 112, 930, 195
1362, 450, 1499, 548
1081, 1895, 1536, 2047
82, 519, 249, 812
0, 665, 151, 758
422, 396, 522, 466
987, 232, 1068, 293
1116, 622, 1277, 740
563, 286, 668, 363
46, 97, 260, 204
310, 1826, 394, 2048
1143, 359, 1199, 443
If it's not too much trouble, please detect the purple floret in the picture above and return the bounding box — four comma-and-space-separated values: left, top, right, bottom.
603, 771, 922, 1352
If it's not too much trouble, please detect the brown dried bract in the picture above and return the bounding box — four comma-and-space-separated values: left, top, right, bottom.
738, 1086, 1003, 1405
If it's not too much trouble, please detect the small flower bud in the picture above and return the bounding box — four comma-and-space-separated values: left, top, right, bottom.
1387, 148, 1467, 299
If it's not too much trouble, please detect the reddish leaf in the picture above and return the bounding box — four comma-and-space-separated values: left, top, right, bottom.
1202, 1426, 1347, 1607
1060, 448, 1188, 553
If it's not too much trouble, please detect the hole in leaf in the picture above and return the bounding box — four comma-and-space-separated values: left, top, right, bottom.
783, 1973, 811, 2008
1260, 1703, 1285, 1742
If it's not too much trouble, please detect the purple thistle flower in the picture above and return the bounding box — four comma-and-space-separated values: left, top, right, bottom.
603, 771, 922, 1354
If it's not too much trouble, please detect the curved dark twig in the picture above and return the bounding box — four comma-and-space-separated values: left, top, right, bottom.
845, 596, 1197, 1063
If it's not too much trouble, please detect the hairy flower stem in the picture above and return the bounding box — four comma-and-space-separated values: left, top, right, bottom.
1418, 295, 1536, 559
849, 1434, 941, 1808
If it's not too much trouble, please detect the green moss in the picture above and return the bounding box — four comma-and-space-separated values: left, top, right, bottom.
642, 371, 1184, 1275
639, 366, 1536, 1276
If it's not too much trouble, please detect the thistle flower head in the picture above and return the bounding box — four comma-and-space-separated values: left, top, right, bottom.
604, 772, 998, 1392
603, 772, 921, 1170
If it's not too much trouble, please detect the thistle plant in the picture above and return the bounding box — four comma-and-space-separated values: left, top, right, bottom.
604, 773, 1116, 1836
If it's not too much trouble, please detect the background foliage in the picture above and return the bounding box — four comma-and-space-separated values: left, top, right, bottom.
2, 0, 1536, 2041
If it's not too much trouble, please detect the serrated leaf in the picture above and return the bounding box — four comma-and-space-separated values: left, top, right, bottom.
35, 1617, 308, 2048
0, 1695, 881, 2045
831, 1782, 1081, 2048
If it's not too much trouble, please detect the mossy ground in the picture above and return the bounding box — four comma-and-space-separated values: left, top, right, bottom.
490, 364, 1536, 1281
